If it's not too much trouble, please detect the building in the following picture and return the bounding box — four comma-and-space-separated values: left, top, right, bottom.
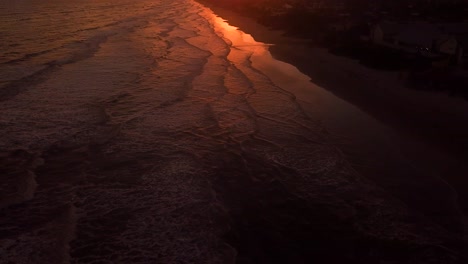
370, 21, 461, 59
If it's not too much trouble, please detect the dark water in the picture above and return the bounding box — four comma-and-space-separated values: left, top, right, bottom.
0, 0, 466, 263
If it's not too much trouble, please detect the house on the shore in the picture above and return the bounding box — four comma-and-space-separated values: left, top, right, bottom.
369, 21, 464, 63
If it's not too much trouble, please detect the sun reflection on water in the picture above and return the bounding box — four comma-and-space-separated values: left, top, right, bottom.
211, 15, 268, 49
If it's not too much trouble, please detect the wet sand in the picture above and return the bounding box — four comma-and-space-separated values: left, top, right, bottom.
202, 0, 468, 202
200, 5, 468, 159
199, 1, 468, 254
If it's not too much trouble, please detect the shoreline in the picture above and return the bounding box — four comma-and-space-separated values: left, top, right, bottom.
199, 4, 468, 260
202, 3, 468, 160
198, 2, 468, 210
197, 3, 468, 255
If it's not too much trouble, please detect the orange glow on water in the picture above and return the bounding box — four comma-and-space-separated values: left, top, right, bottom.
208, 12, 307, 83
211, 15, 257, 47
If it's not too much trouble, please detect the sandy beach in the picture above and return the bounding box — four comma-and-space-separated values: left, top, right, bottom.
201, 4, 468, 159
200, 3, 468, 210
198, 2, 468, 256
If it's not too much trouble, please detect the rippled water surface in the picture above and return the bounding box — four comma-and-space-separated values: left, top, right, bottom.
0, 0, 465, 263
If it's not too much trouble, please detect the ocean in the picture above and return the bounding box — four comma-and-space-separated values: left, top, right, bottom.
0, 0, 465, 263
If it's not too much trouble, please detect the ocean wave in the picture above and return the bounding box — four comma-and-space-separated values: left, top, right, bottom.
0, 0, 463, 262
